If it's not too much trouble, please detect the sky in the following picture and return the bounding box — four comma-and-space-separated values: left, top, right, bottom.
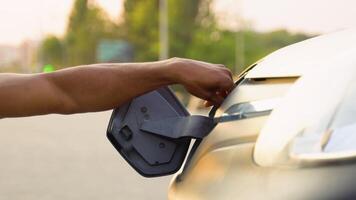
213, 0, 356, 33
0, 0, 356, 45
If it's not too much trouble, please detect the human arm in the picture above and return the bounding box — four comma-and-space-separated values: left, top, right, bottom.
0, 58, 233, 118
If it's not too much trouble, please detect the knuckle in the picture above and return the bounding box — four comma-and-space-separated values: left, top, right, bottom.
216, 64, 226, 68
206, 92, 216, 100
170, 57, 180, 61
221, 67, 232, 76
218, 78, 233, 90
197, 89, 212, 100
170, 57, 184, 64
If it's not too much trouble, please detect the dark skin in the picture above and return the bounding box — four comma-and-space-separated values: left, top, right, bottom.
0, 58, 234, 118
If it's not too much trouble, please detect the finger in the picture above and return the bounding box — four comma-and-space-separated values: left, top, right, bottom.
215, 91, 228, 103
204, 91, 228, 107
218, 78, 234, 92
204, 101, 213, 107
216, 64, 226, 68
208, 93, 225, 106
217, 65, 233, 78
196, 89, 215, 103
224, 67, 233, 77
222, 90, 229, 98
216, 91, 228, 98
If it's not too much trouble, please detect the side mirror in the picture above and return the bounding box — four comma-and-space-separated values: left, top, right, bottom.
107, 87, 215, 177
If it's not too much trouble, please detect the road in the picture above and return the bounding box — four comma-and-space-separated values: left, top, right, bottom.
0, 111, 171, 200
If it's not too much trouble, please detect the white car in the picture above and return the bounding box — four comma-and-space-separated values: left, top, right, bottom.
107, 29, 356, 199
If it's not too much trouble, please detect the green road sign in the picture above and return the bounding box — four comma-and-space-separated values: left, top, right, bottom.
97, 40, 133, 63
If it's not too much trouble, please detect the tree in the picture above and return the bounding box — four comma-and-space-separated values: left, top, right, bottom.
39, 0, 122, 67
123, 0, 160, 61
64, 0, 109, 65
187, 29, 236, 70
122, 0, 214, 61
39, 36, 64, 68
168, 0, 202, 57
38, 0, 311, 74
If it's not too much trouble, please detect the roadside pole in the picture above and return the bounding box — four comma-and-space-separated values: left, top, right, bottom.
235, 1, 244, 74
159, 0, 169, 60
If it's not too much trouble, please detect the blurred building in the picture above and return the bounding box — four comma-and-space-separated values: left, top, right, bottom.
18, 40, 40, 73
0, 40, 39, 73
0, 45, 18, 69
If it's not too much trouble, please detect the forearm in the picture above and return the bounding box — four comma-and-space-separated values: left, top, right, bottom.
45, 61, 177, 114
0, 60, 177, 117
0, 73, 61, 117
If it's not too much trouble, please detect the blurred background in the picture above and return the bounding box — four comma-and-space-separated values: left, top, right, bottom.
0, 0, 356, 199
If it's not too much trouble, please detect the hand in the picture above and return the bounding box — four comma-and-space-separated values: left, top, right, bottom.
166, 58, 234, 106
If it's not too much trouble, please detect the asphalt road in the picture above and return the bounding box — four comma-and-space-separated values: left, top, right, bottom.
0, 111, 171, 200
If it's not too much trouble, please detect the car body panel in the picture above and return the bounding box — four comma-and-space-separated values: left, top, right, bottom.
168, 29, 356, 199
246, 29, 356, 78
169, 143, 356, 200
255, 54, 356, 166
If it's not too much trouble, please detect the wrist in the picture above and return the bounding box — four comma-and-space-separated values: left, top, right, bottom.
163, 58, 185, 84
158, 58, 185, 85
